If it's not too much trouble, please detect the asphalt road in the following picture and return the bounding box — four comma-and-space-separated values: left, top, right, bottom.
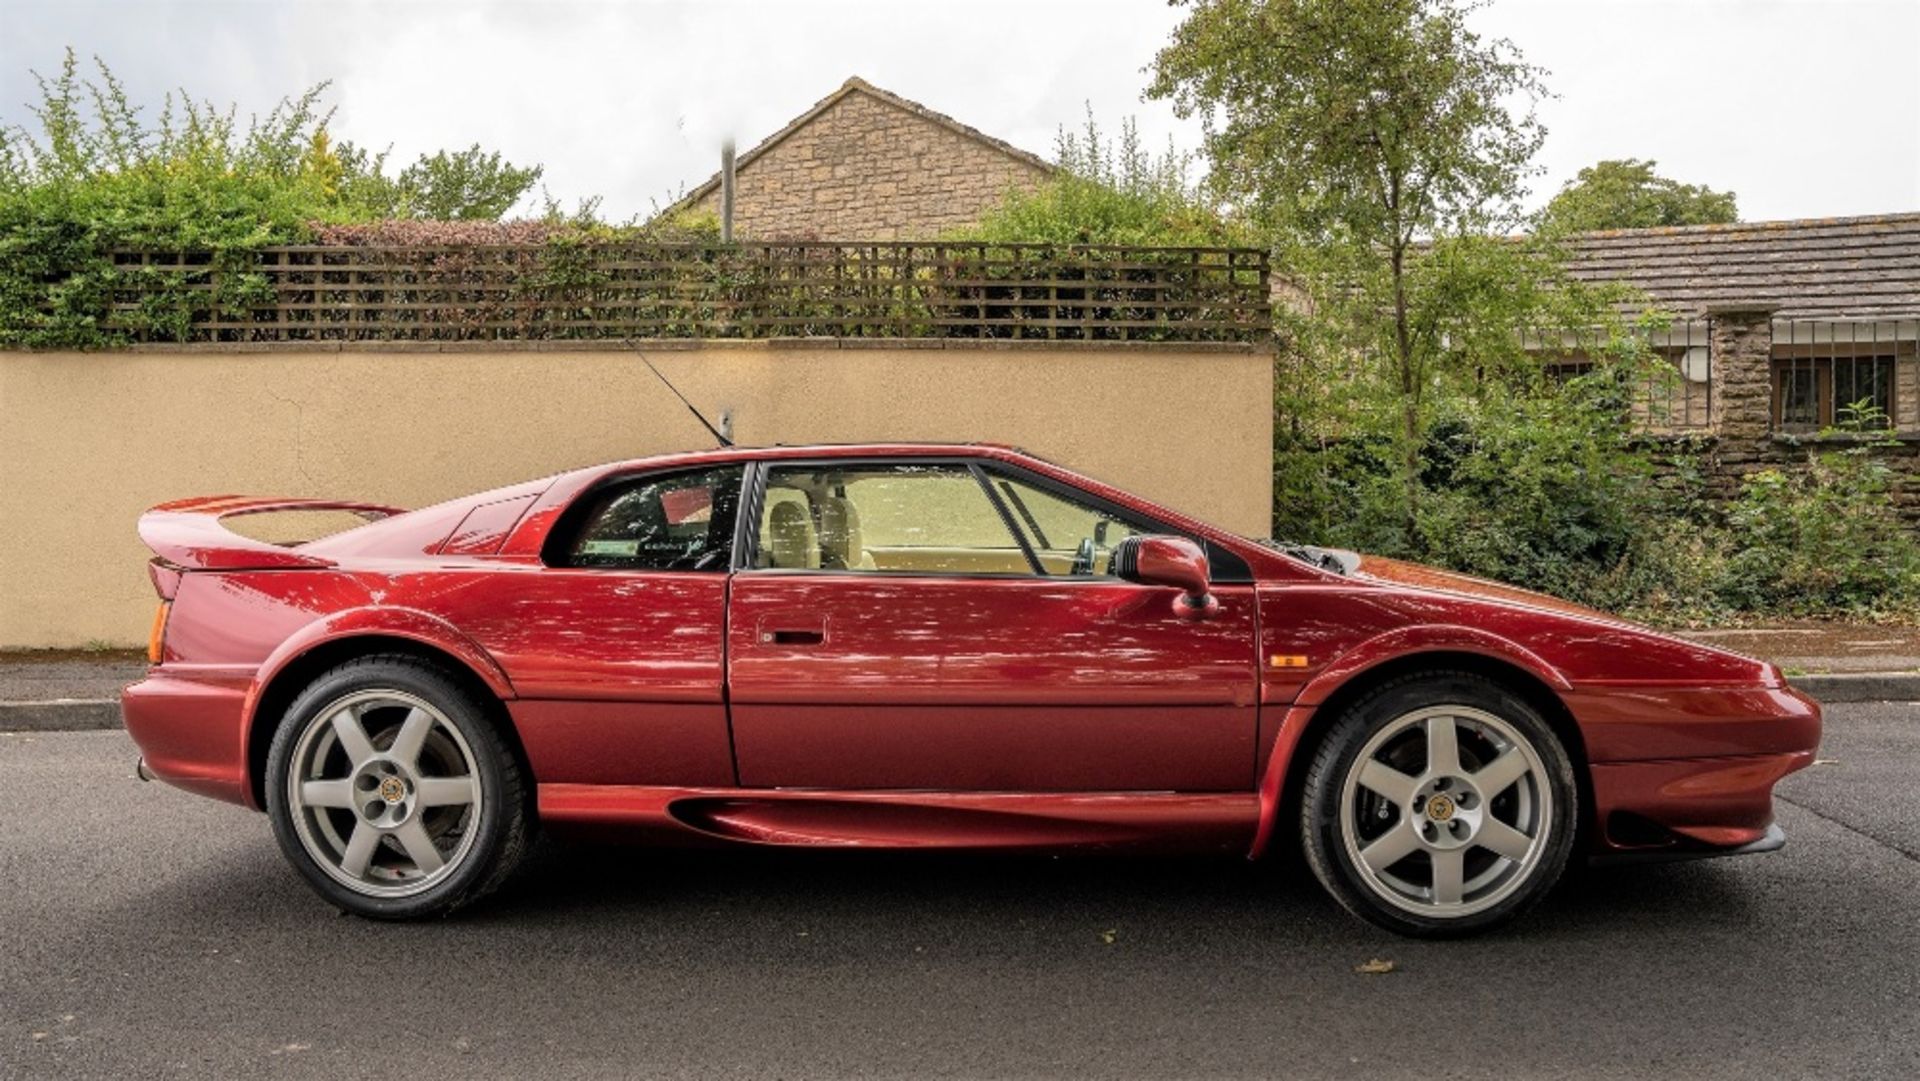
3, 703, 1917, 1080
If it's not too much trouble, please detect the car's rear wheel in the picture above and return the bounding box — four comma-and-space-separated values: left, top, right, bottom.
1299, 672, 1577, 937
265, 656, 531, 919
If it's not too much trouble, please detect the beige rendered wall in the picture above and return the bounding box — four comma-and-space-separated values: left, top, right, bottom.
0, 341, 1273, 648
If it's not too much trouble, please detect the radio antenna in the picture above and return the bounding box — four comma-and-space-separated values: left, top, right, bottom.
627, 341, 733, 448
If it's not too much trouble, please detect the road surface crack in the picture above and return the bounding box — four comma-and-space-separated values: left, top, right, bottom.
1776, 793, 1920, 864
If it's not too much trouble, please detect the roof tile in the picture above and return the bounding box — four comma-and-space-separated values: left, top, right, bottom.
1562, 211, 1920, 319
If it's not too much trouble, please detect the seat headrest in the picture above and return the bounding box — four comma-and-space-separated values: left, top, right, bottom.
764, 500, 820, 569
819, 497, 865, 570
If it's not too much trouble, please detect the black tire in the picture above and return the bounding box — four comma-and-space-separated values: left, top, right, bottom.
1298, 671, 1578, 938
264, 655, 532, 919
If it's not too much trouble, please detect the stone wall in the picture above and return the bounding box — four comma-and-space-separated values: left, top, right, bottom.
690, 85, 1050, 239
1648, 306, 1920, 523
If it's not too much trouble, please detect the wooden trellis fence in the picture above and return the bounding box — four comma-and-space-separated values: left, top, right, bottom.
107, 242, 1272, 344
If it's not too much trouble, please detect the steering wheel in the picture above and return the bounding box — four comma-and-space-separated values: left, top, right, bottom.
1069, 537, 1097, 577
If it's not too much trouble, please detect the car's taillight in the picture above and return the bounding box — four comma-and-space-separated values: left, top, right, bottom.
147, 601, 171, 665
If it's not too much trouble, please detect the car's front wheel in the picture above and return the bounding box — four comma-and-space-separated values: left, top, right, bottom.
265, 655, 531, 919
1299, 671, 1577, 937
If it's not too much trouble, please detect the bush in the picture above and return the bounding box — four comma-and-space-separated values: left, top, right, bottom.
1413, 382, 1671, 611
956, 113, 1254, 248
1275, 376, 1920, 624
1712, 432, 1920, 618
1275, 365, 1728, 616
0, 51, 547, 347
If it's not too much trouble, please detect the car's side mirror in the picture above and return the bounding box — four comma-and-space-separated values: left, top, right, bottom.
1113, 535, 1218, 620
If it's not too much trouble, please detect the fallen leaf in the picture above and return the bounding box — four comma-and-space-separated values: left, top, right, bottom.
1099, 929, 1118, 945
1355, 958, 1395, 975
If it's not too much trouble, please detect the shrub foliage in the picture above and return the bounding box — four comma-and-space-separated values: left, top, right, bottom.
956, 112, 1253, 248
0, 51, 544, 346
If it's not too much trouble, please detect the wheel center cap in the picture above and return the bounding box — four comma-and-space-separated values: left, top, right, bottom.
1426, 793, 1456, 822
379, 776, 407, 804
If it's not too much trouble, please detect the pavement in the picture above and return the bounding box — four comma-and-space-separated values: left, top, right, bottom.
0, 651, 145, 731
1674, 623, 1920, 703
5, 621, 1915, 734
2, 703, 1918, 1079
1673, 623, 1920, 674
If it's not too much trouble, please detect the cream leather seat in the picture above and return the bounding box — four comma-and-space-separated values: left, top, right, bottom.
764, 500, 821, 569
819, 497, 876, 570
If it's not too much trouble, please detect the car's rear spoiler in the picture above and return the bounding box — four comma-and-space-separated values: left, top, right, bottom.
137, 496, 408, 571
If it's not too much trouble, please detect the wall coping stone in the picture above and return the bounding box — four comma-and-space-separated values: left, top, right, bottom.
1, 338, 1264, 357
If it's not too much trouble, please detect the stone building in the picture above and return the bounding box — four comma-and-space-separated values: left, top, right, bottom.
671, 77, 1054, 240
1557, 212, 1920, 518
1562, 212, 1920, 437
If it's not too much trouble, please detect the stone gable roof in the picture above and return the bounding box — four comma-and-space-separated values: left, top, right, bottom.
1562, 211, 1920, 319
672, 76, 1055, 212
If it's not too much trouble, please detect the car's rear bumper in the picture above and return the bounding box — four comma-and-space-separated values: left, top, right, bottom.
120, 668, 255, 808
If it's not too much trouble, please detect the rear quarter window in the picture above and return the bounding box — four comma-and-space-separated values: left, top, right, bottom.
546, 465, 742, 571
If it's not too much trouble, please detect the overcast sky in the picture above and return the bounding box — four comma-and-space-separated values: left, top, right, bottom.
2, 0, 1916, 223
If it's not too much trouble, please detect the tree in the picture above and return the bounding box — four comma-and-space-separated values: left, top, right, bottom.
396, 145, 542, 221
334, 141, 542, 221
1539, 158, 1737, 233
1148, 0, 1566, 534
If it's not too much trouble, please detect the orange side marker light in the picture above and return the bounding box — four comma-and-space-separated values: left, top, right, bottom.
147, 602, 171, 664
1270, 654, 1309, 669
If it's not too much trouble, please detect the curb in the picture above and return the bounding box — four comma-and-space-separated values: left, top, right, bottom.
1788, 673, 1920, 704
0, 699, 122, 732
1, 678, 1915, 734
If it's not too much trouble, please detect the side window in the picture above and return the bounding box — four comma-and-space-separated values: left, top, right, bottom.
550, 465, 743, 571
754, 463, 1033, 575
984, 471, 1148, 577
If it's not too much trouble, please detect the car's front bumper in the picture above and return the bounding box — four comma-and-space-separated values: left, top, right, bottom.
1569, 683, 1821, 860
1588, 748, 1815, 858
1589, 822, 1787, 866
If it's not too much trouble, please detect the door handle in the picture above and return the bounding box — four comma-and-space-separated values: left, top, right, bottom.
761, 628, 825, 646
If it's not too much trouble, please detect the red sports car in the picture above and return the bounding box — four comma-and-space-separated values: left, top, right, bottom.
123, 443, 1820, 936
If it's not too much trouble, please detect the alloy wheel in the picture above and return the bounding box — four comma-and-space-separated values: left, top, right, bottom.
1337, 705, 1553, 918
285, 689, 484, 898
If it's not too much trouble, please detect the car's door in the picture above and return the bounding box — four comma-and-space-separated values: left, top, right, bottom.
725, 458, 1260, 792
452, 464, 745, 787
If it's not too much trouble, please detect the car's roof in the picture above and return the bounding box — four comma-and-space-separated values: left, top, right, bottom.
588, 441, 1034, 473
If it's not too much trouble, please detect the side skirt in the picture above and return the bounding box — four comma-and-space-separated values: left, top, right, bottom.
538, 785, 1258, 853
